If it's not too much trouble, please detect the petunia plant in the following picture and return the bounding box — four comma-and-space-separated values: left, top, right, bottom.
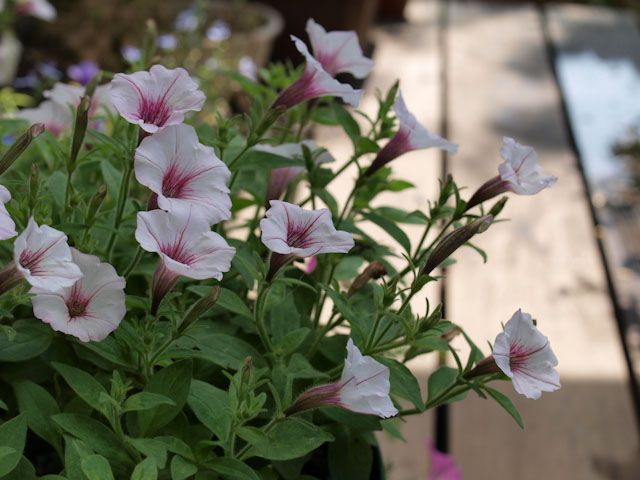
0, 19, 559, 480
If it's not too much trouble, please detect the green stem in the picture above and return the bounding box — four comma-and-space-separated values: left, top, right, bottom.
122, 246, 144, 278
106, 161, 134, 262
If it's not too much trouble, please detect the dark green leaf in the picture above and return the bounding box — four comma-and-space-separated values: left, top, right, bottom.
131, 457, 158, 480
80, 455, 114, 480
484, 387, 524, 429
427, 366, 458, 404
0, 413, 27, 477
0, 320, 52, 362
374, 358, 423, 411
361, 211, 411, 253
52, 362, 110, 417
170, 455, 197, 480
122, 393, 176, 413
208, 458, 260, 480
187, 380, 231, 442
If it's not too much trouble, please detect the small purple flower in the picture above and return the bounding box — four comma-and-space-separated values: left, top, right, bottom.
175, 9, 198, 32
2, 135, 15, 146
36, 61, 62, 80
67, 60, 99, 86
238, 56, 257, 80
13, 71, 38, 90
158, 34, 178, 51
206, 20, 231, 42
121, 46, 142, 64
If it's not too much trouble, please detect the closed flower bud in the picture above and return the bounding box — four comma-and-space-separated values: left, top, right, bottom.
0, 123, 44, 175
85, 185, 107, 227
348, 261, 387, 297
421, 215, 493, 276
178, 285, 221, 333
69, 96, 90, 170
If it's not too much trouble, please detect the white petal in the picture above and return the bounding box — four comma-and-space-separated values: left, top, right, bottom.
0, 185, 16, 240
306, 18, 374, 78
498, 137, 557, 195
15, 100, 72, 137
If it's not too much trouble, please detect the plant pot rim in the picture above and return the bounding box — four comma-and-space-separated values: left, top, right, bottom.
208, 1, 284, 42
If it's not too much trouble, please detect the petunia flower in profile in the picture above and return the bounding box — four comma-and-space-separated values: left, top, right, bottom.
465, 137, 557, 211
260, 200, 354, 280
15, 100, 73, 137
305, 19, 373, 79
466, 309, 560, 400
15, 0, 56, 21
0, 185, 17, 240
272, 36, 363, 110
365, 92, 458, 177
135, 124, 231, 224
110, 65, 205, 134
31, 249, 125, 342
286, 338, 398, 418
0, 218, 82, 295
253, 140, 334, 202
135, 209, 235, 314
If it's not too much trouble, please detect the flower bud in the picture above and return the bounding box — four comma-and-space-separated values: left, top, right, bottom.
463, 355, 501, 380
348, 261, 387, 297
488, 196, 508, 218
84, 71, 103, 98
0, 263, 21, 296
421, 215, 493, 276
465, 176, 510, 212
85, 185, 107, 228
178, 285, 221, 333
69, 96, 90, 171
0, 123, 44, 175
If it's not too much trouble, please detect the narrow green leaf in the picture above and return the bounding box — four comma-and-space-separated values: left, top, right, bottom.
122, 392, 175, 413
209, 457, 260, 480
484, 387, 524, 429
376, 358, 423, 411
427, 366, 458, 403
52, 362, 110, 418
361, 211, 411, 253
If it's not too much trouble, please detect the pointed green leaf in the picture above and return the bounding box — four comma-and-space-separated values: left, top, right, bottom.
484, 386, 524, 429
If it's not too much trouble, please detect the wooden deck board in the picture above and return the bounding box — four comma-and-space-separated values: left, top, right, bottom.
446, 2, 639, 479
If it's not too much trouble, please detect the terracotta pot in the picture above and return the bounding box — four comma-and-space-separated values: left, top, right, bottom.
0, 32, 23, 86
259, 0, 380, 64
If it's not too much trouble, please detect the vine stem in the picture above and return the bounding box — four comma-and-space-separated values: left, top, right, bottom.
106, 160, 134, 262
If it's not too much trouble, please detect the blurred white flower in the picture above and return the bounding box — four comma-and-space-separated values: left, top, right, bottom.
32, 249, 125, 342
0, 185, 16, 240
15, 100, 72, 137
493, 309, 561, 400
499, 137, 557, 195
206, 20, 231, 42
158, 34, 178, 51
15, 0, 56, 21
238, 56, 257, 80
135, 124, 231, 224
110, 65, 205, 134
175, 8, 198, 32
305, 19, 373, 78
121, 45, 141, 63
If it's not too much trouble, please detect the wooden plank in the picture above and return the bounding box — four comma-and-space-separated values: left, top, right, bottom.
315, 1, 444, 478
445, 2, 639, 479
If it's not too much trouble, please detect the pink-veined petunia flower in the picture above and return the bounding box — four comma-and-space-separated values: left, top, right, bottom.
286, 338, 398, 418
466, 137, 557, 211
260, 200, 353, 280
306, 19, 373, 78
0, 185, 16, 240
15, 0, 56, 21
272, 36, 363, 110
135, 124, 231, 224
366, 92, 458, 177
428, 441, 463, 480
110, 65, 205, 134
15, 100, 72, 137
254, 140, 334, 202
0, 218, 82, 295
135, 209, 235, 313
31, 249, 125, 342
492, 309, 560, 400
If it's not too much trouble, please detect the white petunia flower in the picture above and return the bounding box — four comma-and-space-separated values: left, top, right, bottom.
135, 124, 231, 224
0, 185, 16, 240
135, 209, 235, 313
31, 249, 125, 342
286, 339, 398, 418
45, 82, 114, 118
498, 137, 557, 195
254, 140, 334, 202
110, 65, 205, 134
15, 100, 72, 138
493, 309, 561, 400
366, 92, 458, 177
272, 36, 362, 110
306, 19, 373, 78
12, 218, 82, 292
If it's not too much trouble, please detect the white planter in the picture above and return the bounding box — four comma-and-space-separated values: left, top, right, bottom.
0, 32, 22, 86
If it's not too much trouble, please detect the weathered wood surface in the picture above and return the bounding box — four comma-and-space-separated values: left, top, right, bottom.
446, 2, 639, 479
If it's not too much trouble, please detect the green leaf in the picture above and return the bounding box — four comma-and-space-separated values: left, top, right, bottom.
52, 414, 132, 475
361, 211, 411, 253
170, 455, 197, 480
137, 360, 192, 436
191, 334, 265, 370
208, 457, 260, 480
216, 288, 253, 319
13, 380, 63, 456
273, 328, 309, 356
47, 171, 68, 210
376, 358, 423, 411
285, 354, 328, 380
80, 455, 114, 480
122, 393, 176, 413
427, 366, 458, 404
52, 362, 110, 417
0, 413, 27, 477
235, 149, 304, 170
485, 387, 524, 429
100, 159, 122, 201
131, 457, 157, 480
187, 380, 231, 442
0, 455, 36, 480
64, 437, 94, 480
328, 428, 372, 480
237, 418, 333, 461
330, 103, 360, 145
127, 438, 167, 469
0, 320, 52, 362
321, 407, 381, 431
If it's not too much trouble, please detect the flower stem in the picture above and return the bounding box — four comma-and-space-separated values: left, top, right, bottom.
106, 158, 134, 262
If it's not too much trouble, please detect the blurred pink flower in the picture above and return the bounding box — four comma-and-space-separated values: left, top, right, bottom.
135, 209, 235, 313
0, 185, 16, 240
45, 82, 113, 118
31, 249, 125, 342
428, 442, 463, 480
305, 19, 373, 78
493, 309, 560, 399
365, 92, 458, 176
272, 36, 362, 110
135, 124, 231, 224
16, 100, 72, 137
15, 0, 56, 21
287, 338, 398, 418
304, 256, 318, 274
110, 65, 205, 133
